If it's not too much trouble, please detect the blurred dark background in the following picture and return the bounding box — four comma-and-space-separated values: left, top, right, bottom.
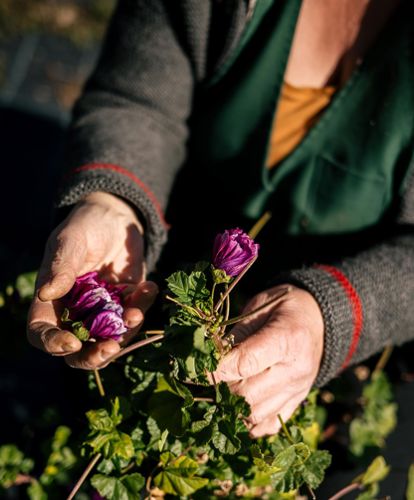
0, 1, 116, 492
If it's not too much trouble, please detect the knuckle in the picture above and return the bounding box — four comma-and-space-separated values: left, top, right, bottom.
237, 348, 260, 378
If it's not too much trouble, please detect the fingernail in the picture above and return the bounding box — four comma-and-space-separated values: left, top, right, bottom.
62, 342, 77, 352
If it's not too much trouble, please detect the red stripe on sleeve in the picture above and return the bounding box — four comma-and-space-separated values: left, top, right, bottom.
315, 264, 363, 370
69, 163, 169, 229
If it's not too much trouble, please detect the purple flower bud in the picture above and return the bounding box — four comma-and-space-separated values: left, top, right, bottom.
85, 309, 126, 341
212, 228, 259, 277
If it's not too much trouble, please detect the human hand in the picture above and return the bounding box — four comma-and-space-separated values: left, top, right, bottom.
27, 191, 158, 369
214, 285, 324, 438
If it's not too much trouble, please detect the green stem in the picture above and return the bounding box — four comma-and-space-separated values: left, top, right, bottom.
277, 414, 294, 445
97, 334, 164, 369
67, 453, 102, 500
166, 295, 206, 319
93, 369, 105, 397
221, 287, 290, 327
373, 345, 393, 377
214, 256, 258, 313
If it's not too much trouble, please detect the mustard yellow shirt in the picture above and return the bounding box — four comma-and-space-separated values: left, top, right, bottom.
266, 82, 336, 168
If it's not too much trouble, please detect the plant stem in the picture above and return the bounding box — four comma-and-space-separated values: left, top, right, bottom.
97, 334, 164, 369
307, 484, 316, 500
328, 482, 363, 500
248, 211, 272, 239
141, 330, 165, 335
194, 397, 215, 403
214, 256, 258, 313
221, 287, 290, 327
277, 414, 294, 445
166, 295, 206, 319
93, 369, 105, 397
67, 453, 102, 500
373, 345, 393, 376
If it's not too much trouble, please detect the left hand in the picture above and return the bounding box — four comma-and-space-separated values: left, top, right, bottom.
213, 284, 324, 438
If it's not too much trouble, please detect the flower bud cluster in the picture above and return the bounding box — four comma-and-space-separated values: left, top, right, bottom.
63, 272, 126, 341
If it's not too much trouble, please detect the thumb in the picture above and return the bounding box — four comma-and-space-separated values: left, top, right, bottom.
38, 232, 87, 301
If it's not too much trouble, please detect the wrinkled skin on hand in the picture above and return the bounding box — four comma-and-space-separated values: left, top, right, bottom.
27, 192, 158, 369
214, 285, 324, 438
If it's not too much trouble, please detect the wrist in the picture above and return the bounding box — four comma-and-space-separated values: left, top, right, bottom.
81, 192, 145, 235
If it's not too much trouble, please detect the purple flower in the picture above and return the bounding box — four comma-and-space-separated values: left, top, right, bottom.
85, 309, 126, 341
212, 228, 259, 277
62, 272, 127, 342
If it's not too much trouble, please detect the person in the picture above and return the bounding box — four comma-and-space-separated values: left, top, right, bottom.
27, 0, 414, 438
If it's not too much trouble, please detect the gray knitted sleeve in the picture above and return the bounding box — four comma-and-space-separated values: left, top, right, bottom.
56, 0, 198, 271
278, 164, 414, 387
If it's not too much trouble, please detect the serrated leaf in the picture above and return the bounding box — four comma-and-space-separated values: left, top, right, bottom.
153, 455, 208, 496
166, 270, 209, 306
301, 449, 332, 489
91, 472, 145, 500
191, 406, 216, 433
86, 409, 114, 433
212, 421, 241, 455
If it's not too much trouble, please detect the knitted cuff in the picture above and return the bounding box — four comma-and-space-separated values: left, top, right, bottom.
273, 265, 363, 387
56, 163, 169, 272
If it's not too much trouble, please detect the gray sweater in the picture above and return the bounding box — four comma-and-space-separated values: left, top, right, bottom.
57, 0, 414, 387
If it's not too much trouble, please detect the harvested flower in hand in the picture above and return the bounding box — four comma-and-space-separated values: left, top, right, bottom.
212, 228, 259, 277
61, 272, 126, 342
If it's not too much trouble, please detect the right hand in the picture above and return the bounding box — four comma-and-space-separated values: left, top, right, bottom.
27, 191, 158, 369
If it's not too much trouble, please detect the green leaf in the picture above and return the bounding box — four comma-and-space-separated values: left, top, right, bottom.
0, 445, 34, 488
153, 455, 208, 496
158, 430, 169, 452
148, 390, 189, 437
15, 271, 37, 300
212, 421, 241, 455
91, 473, 145, 500
350, 372, 397, 457
301, 449, 332, 489
27, 479, 47, 500
86, 409, 115, 433
355, 456, 390, 486
211, 267, 232, 284
166, 270, 210, 306
355, 483, 379, 500
406, 464, 414, 500
191, 406, 216, 433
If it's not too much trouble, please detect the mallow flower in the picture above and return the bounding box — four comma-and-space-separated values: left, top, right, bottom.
84, 309, 126, 341
61, 272, 126, 342
212, 228, 259, 277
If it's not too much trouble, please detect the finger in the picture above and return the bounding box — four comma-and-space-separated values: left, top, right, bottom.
123, 307, 144, 329
247, 387, 307, 426
124, 280, 158, 313
214, 320, 290, 382
27, 322, 82, 355
27, 296, 82, 354
248, 394, 307, 438
37, 232, 87, 301
64, 339, 121, 370
228, 362, 293, 407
